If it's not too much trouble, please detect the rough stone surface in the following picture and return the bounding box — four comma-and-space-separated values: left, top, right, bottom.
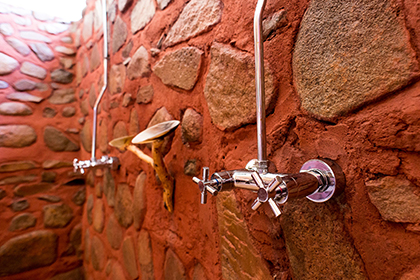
9, 213, 37, 231
184, 159, 199, 176
49, 88, 76, 104
129, 109, 139, 135
112, 16, 128, 53
36, 82, 48, 91
62, 106, 76, 117
59, 57, 75, 69
109, 64, 126, 94
164, 249, 186, 280
262, 10, 287, 40
87, 194, 94, 225
104, 168, 116, 207
0, 125, 37, 147
293, 0, 419, 119
43, 203, 73, 228
122, 40, 133, 58
43, 107, 57, 118
90, 43, 101, 71
93, 199, 105, 233
157, 0, 171, 10
14, 183, 53, 196
165, 0, 222, 47
138, 230, 154, 280
80, 120, 93, 153
0, 23, 13, 35
106, 213, 123, 250
182, 108, 203, 143
10, 199, 30, 211
122, 237, 139, 279
113, 121, 128, 139
122, 93, 132, 107
136, 84, 154, 104
83, 12, 93, 41
20, 62, 47, 79
0, 52, 19, 75
366, 176, 420, 223
50, 267, 84, 280
5, 38, 30, 56
30, 42, 54, 61
281, 198, 367, 280
0, 230, 57, 276
44, 126, 80, 152
72, 187, 86, 206
0, 161, 36, 173
7, 92, 42, 103
0, 102, 32, 116
51, 69, 74, 84
13, 79, 36, 91
131, 0, 155, 34
20, 31, 52, 43
216, 192, 273, 280
91, 235, 106, 271
133, 172, 147, 230
55, 46, 76, 55
193, 263, 207, 280
127, 46, 150, 80
115, 183, 133, 228
153, 47, 202, 90
204, 43, 275, 130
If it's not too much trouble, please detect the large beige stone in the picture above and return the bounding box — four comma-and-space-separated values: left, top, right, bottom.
0, 102, 32, 116
91, 235, 106, 271
0, 125, 37, 147
9, 213, 36, 231
122, 237, 139, 279
43, 203, 73, 228
49, 88, 76, 104
20, 62, 47, 79
181, 108, 202, 143
114, 183, 133, 228
14, 183, 53, 196
366, 176, 420, 223
44, 126, 80, 152
19, 31, 51, 43
133, 172, 147, 229
164, 0, 222, 47
153, 47, 202, 90
127, 46, 150, 80
131, 0, 155, 34
138, 230, 154, 280
29, 42, 54, 61
0, 52, 19, 75
83, 12, 93, 41
204, 43, 275, 130
112, 16, 127, 53
106, 213, 123, 249
293, 0, 419, 119
7, 92, 42, 103
109, 64, 126, 95
0, 230, 57, 276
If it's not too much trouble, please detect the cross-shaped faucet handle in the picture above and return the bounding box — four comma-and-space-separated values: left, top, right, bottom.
192, 167, 219, 204
250, 172, 286, 217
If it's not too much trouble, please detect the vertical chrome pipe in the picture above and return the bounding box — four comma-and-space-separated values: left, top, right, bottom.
254, 0, 267, 170
91, 0, 108, 160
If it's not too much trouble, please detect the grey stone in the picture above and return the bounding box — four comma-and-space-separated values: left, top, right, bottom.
0, 102, 32, 116
204, 43, 276, 130
366, 177, 420, 223
14, 17, 31, 26
122, 40, 133, 58
157, 0, 171, 10
43, 107, 57, 118
50, 267, 84, 280
7, 92, 43, 103
127, 46, 150, 80
115, 183, 133, 228
38, 195, 61, 202
10, 199, 30, 211
49, 88, 76, 104
0, 175, 36, 186
12, 79, 36, 91
109, 64, 126, 94
131, 0, 155, 34
93, 198, 104, 233
165, 0, 222, 47
122, 237, 139, 279
41, 171, 57, 182
20, 62, 47, 79
91, 235, 106, 271
138, 230, 154, 280
112, 16, 127, 53
90, 43, 101, 71
39, 23, 68, 35
14, 183, 53, 196
182, 108, 202, 143
122, 93, 132, 107
62, 106, 76, 117
104, 169, 116, 207
136, 85, 154, 104
44, 126, 80, 152
42, 160, 73, 169
118, 0, 133, 12
43, 204, 73, 228
0, 125, 37, 147
129, 109, 139, 135
55, 46, 76, 55
36, 82, 48, 91
30, 42, 54, 61
9, 213, 36, 231
293, 0, 419, 119
5, 38, 30, 56
51, 69, 74, 84
72, 187, 86, 206
0, 230, 57, 276
0, 23, 13, 35
60, 57, 75, 69
153, 47, 202, 90
20, 31, 52, 43
106, 213, 123, 250
133, 172, 147, 229
83, 12, 93, 41
33, 11, 55, 21
0, 161, 36, 173
0, 80, 8, 89
164, 249, 186, 280
0, 52, 19, 75
80, 120, 92, 153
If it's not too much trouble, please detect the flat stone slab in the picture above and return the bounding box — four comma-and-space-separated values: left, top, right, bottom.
5, 38, 30, 56
0, 52, 19, 75
44, 126, 80, 152
293, 0, 419, 119
153, 47, 202, 90
55, 46, 76, 55
112, 16, 128, 53
165, 0, 222, 47
51, 69, 74, 84
20, 62, 47, 79
6, 92, 43, 103
12, 79, 37, 91
0, 125, 37, 147
127, 46, 150, 80
0, 161, 36, 172
49, 88, 76, 104
38, 23, 69, 35
0, 102, 32, 116
43, 203, 73, 228
9, 213, 36, 231
20, 31, 52, 43
30, 42, 54, 61
131, 0, 155, 34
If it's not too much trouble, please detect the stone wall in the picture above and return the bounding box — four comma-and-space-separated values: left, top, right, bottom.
0, 4, 84, 280
74, 0, 420, 279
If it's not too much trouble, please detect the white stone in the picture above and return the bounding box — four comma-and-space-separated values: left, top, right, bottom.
131, 0, 155, 34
